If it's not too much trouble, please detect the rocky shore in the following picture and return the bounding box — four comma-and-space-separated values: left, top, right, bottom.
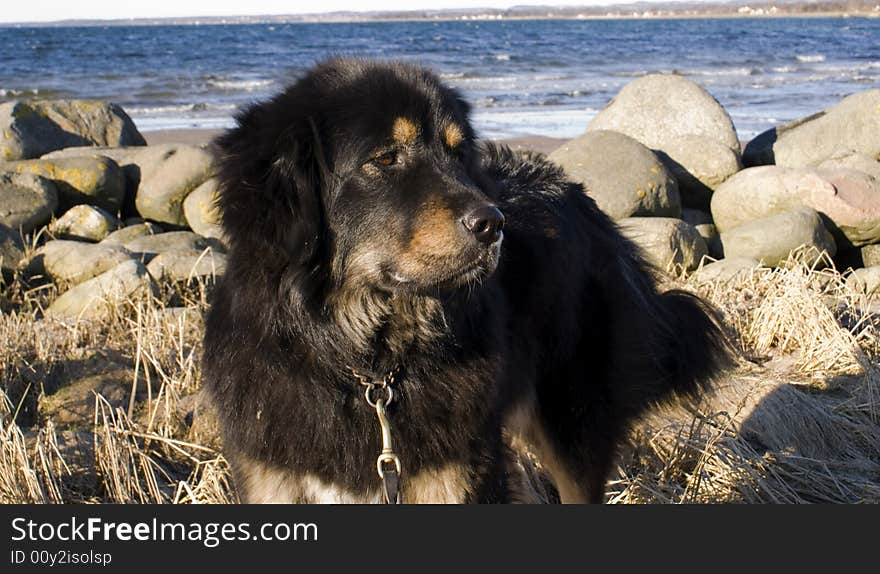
2, 77, 879, 320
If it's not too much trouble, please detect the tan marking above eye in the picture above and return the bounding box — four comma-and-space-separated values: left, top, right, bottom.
444, 124, 464, 149
392, 117, 419, 144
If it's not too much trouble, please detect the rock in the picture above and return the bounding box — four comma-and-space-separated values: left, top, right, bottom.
863, 244, 880, 268
710, 166, 880, 247
27, 240, 133, 287
695, 223, 721, 259
46, 260, 155, 319
0, 172, 58, 234
102, 221, 162, 246
655, 135, 742, 209
846, 266, 880, 295
618, 217, 708, 272
548, 130, 680, 220
719, 207, 836, 267
692, 256, 760, 283
587, 74, 740, 211
0, 223, 25, 279
146, 249, 227, 282
589, 74, 740, 153
124, 231, 218, 263
38, 368, 140, 425
44, 144, 214, 225
49, 205, 120, 242
817, 152, 880, 181
5, 156, 125, 212
183, 178, 224, 240
681, 208, 713, 227
743, 90, 880, 168
0, 100, 145, 161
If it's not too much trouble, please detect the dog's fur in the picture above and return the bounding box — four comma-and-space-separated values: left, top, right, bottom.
203, 59, 732, 504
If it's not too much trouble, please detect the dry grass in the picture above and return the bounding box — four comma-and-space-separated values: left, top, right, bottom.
1, 251, 878, 504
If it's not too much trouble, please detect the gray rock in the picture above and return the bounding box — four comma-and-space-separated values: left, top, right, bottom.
146, 249, 227, 282
101, 221, 162, 246
618, 217, 708, 273
49, 205, 120, 242
0, 172, 58, 234
743, 90, 880, 168
124, 231, 218, 262
44, 144, 214, 224
548, 130, 680, 220
4, 156, 125, 212
692, 256, 760, 283
719, 207, 836, 267
27, 240, 133, 287
817, 152, 880, 181
588, 74, 740, 153
695, 223, 721, 259
863, 244, 880, 267
846, 266, 880, 295
46, 260, 155, 319
182, 178, 224, 240
0, 223, 25, 279
711, 166, 880, 247
0, 100, 145, 161
655, 135, 742, 209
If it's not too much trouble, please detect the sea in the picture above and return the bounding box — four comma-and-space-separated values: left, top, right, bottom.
1, 17, 878, 141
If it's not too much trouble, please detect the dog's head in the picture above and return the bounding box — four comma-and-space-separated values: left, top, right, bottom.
214, 59, 503, 303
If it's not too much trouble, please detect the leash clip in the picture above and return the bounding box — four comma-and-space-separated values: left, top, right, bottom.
350, 367, 403, 504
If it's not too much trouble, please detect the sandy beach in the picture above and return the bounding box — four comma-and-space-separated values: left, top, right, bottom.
143, 128, 567, 155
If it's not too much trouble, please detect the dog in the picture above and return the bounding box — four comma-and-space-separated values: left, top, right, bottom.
202, 58, 732, 504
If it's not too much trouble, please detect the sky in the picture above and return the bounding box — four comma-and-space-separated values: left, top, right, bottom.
1, 0, 690, 24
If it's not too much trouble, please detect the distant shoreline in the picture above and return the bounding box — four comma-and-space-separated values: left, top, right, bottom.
3, 8, 879, 28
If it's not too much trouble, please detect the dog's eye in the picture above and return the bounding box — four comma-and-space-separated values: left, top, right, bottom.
373, 150, 398, 167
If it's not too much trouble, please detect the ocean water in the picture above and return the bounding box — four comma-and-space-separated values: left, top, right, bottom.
1, 18, 878, 140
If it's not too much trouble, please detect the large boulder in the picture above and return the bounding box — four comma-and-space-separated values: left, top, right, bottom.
182, 178, 224, 240
44, 144, 213, 225
5, 156, 125, 212
146, 249, 227, 282
124, 231, 219, 262
548, 130, 680, 220
48, 205, 121, 242
0, 100, 145, 161
617, 217, 707, 273
719, 207, 836, 267
27, 240, 134, 287
654, 135, 742, 209
743, 90, 880, 168
46, 260, 155, 319
587, 74, 741, 206
0, 223, 25, 279
711, 166, 880, 248
0, 172, 58, 234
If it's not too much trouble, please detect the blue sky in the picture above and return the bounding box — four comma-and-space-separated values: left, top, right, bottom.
3, 1, 699, 24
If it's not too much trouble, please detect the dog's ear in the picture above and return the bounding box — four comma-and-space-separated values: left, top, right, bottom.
212, 98, 330, 298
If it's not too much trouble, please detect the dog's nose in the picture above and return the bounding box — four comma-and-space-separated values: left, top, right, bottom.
461, 205, 505, 244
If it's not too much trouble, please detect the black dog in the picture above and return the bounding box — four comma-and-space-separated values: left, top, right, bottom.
203, 58, 731, 503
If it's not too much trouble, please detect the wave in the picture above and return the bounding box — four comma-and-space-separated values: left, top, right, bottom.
206, 78, 274, 91
796, 54, 826, 63
127, 103, 238, 115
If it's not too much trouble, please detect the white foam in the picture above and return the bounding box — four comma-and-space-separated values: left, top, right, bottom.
796, 54, 826, 63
